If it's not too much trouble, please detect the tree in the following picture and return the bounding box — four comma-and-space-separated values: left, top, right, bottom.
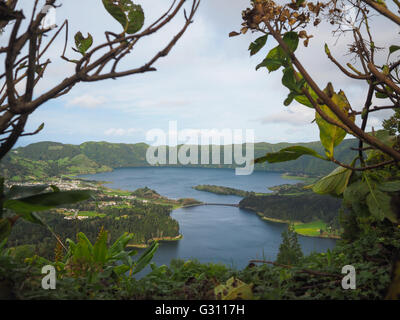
0, 0, 200, 255
276, 225, 303, 265
0, 0, 200, 160
234, 0, 400, 297
233, 0, 400, 226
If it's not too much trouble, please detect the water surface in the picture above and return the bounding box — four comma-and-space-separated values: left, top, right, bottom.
80, 167, 337, 273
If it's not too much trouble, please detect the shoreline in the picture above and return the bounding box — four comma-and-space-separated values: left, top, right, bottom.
127, 234, 183, 248
241, 207, 340, 240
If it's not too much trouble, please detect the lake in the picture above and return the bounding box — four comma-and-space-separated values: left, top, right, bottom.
80, 167, 337, 274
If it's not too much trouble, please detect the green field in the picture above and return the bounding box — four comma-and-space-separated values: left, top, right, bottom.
293, 220, 326, 237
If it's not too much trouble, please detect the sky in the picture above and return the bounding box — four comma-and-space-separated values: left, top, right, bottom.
1, 0, 398, 147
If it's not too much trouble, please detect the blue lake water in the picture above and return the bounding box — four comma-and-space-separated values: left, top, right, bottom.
80, 167, 337, 274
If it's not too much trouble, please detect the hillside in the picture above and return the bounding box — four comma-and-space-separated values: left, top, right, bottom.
0, 139, 357, 181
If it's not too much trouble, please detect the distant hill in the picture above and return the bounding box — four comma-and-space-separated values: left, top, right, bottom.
0, 139, 357, 181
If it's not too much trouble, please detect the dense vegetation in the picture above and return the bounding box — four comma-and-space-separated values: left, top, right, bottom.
4, 184, 181, 259
0, 139, 357, 181
2, 224, 399, 300
193, 184, 254, 197
239, 193, 341, 228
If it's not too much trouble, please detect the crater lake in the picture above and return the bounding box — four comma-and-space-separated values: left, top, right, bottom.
80, 167, 337, 275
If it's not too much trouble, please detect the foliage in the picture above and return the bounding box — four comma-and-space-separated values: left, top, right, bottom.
276, 225, 303, 265
7, 199, 180, 259
239, 191, 341, 227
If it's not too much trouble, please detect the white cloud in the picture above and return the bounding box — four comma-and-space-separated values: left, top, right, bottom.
257, 105, 315, 126
104, 128, 143, 136
67, 95, 106, 108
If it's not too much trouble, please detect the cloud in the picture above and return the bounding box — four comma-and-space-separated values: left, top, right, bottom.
136, 98, 190, 109
104, 128, 143, 136
257, 105, 315, 126
67, 95, 106, 108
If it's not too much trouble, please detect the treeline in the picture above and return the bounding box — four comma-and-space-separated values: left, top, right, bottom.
193, 185, 252, 197
7, 202, 180, 259
239, 193, 342, 227
1, 139, 357, 180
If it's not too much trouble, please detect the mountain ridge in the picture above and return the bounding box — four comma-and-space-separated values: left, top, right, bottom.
1, 139, 357, 181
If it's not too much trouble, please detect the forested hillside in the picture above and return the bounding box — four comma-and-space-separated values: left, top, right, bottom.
1, 139, 357, 180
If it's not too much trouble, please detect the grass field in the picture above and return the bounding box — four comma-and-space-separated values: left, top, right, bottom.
293, 220, 326, 237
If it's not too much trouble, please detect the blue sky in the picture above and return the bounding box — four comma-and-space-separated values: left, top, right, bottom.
2, 0, 397, 147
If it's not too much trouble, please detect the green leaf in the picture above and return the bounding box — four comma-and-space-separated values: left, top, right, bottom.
366, 190, 395, 222
378, 180, 400, 192
249, 35, 268, 56
74, 32, 93, 55
282, 67, 297, 91
324, 43, 330, 55
132, 241, 159, 275
256, 45, 286, 72
343, 180, 370, 215
284, 91, 298, 106
214, 277, 253, 300
5, 185, 49, 200
343, 180, 370, 204
102, 0, 144, 34
389, 45, 400, 56
102, 0, 127, 29
21, 212, 45, 225
375, 91, 388, 99
315, 90, 353, 158
4, 190, 92, 214
126, 4, 144, 34
93, 229, 108, 265
255, 146, 326, 164
282, 32, 299, 53
312, 166, 352, 196
294, 74, 318, 108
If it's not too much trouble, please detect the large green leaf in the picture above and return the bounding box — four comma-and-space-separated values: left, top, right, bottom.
93, 229, 109, 265
255, 146, 326, 164
5, 184, 49, 200
109, 232, 134, 258
343, 180, 370, 203
249, 35, 268, 56
282, 31, 299, 53
366, 189, 396, 222
294, 73, 318, 108
312, 166, 352, 196
256, 45, 286, 72
315, 90, 353, 158
132, 241, 159, 275
4, 190, 92, 214
282, 67, 298, 91
378, 180, 400, 192
102, 0, 144, 34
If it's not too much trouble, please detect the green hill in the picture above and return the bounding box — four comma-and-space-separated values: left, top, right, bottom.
0, 139, 357, 181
